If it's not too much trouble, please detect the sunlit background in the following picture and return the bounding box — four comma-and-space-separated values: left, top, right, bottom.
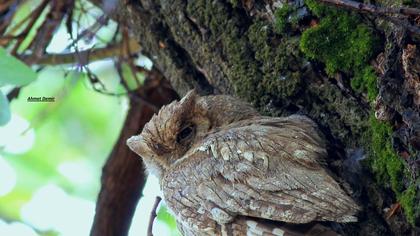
0, 0, 180, 235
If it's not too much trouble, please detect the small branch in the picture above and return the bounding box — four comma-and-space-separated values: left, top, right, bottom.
0, 0, 15, 12
381, 14, 420, 35
24, 0, 74, 63
0, 0, 17, 35
6, 87, 21, 101
70, 15, 109, 47
10, 0, 50, 55
318, 0, 420, 17
114, 62, 159, 112
147, 196, 162, 236
318, 0, 420, 34
31, 39, 140, 65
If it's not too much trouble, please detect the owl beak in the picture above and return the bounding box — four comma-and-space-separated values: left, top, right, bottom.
127, 135, 146, 157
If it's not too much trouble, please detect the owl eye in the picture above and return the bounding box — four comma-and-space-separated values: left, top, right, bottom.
177, 125, 195, 143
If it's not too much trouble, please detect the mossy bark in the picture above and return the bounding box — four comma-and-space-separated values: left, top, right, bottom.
90, 0, 419, 235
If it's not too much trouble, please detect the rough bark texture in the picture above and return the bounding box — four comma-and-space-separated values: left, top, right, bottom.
90, 70, 178, 236
90, 0, 419, 235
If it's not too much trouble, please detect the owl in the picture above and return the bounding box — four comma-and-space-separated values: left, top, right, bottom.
127, 90, 360, 236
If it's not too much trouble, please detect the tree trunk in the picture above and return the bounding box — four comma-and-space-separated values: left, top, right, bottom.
90, 0, 420, 235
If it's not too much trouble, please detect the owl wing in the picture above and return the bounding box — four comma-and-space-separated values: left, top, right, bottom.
193, 115, 359, 225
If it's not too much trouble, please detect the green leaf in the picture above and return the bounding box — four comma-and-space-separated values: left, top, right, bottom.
0, 47, 37, 86
0, 90, 11, 126
157, 205, 179, 233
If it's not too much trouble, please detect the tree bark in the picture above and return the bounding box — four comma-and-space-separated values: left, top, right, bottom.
90, 0, 419, 235
90, 69, 178, 236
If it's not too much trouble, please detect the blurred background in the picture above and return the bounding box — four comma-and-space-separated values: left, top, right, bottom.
0, 0, 180, 235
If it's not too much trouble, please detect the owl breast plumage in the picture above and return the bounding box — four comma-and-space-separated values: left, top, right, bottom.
127, 90, 360, 236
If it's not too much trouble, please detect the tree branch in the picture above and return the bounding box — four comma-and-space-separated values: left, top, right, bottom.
31, 39, 140, 65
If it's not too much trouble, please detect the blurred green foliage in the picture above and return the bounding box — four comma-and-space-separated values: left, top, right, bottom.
157, 205, 181, 235
0, 47, 38, 126
0, 48, 37, 87
0, 67, 126, 224
0, 92, 10, 126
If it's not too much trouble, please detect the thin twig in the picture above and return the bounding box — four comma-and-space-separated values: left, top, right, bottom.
147, 196, 162, 236
318, 0, 420, 34
69, 15, 109, 48
0, 0, 17, 34
114, 61, 159, 112
0, 0, 15, 12
318, 0, 420, 17
6, 87, 21, 101
10, 0, 50, 55
25, 0, 74, 62
30, 39, 140, 65
382, 14, 420, 35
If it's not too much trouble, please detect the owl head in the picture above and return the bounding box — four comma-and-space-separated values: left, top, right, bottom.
127, 90, 258, 178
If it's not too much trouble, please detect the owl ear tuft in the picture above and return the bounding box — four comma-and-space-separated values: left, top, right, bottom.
179, 89, 198, 108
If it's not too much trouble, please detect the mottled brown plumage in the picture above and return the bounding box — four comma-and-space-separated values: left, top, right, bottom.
127, 90, 360, 236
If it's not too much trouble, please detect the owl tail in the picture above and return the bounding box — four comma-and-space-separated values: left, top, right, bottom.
177, 217, 340, 236
229, 217, 340, 236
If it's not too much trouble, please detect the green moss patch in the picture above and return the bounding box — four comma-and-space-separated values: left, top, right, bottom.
400, 185, 419, 225
369, 116, 405, 194
351, 66, 379, 102
304, 0, 331, 16
300, 0, 380, 102
274, 4, 294, 33
366, 115, 419, 225
300, 10, 377, 75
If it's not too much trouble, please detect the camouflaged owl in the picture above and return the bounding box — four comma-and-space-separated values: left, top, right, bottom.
127, 90, 359, 236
